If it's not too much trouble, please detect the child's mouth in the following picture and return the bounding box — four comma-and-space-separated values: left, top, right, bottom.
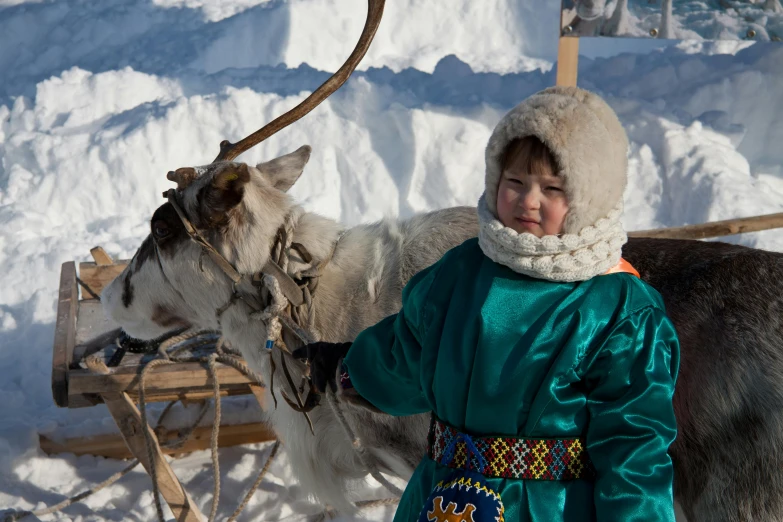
516, 217, 539, 228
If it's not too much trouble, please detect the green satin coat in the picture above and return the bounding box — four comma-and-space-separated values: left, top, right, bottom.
344, 239, 680, 522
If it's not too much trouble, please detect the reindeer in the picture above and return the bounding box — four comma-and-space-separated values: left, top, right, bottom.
766, 0, 783, 13
102, 0, 783, 520
571, 0, 674, 38
571, 0, 783, 39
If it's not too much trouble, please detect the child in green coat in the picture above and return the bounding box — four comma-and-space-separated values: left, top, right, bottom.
298, 86, 679, 522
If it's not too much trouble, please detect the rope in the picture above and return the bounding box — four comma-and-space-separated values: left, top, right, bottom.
325, 390, 404, 497
227, 440, 281, 522
1, 460, 140, 522
355, 497, 400, 509
161, 401, 211, 451
11, 217, 393, 520
215, 353, 266, 386
2, 336, 213, 522
138, 358, 175, 522
135, 336, 277, 522
152, 398, 181, 439
75, 276, 100, 300
157, 328, 219, 359
251, 229, 403, 500
206, 354, 222, 522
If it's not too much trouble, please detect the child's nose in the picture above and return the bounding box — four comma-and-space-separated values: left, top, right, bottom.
520, 187, 541, 210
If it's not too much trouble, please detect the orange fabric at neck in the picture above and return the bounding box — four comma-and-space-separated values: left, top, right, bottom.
604, 258, 640, 278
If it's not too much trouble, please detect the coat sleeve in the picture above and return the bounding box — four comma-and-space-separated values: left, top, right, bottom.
581, 305, 680, 522
341, 257, 445, 416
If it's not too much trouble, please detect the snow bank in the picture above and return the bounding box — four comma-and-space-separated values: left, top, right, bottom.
1, 0, 782, 519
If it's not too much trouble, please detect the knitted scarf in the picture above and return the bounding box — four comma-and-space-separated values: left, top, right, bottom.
477, 193, 627, 282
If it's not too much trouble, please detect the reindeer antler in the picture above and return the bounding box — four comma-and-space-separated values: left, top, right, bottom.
213, 0, 385, 163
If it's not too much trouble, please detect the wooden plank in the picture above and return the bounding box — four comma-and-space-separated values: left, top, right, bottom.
78, 262, 127, 297
249, 383, 267, 411
83, 353, 204, 520
74, 299, 122, 363
69, 363, 255, 400
39, 422, 276, 460
103, 391, 205, 521
75, 300, 114, 345
90, 246, 114, 266
556, 36, 579, 87
52, 262, 78, 408
629, 212, 783, 240
67, 389, 257, 409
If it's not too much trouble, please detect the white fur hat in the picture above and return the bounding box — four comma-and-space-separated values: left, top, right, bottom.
484, 86, 629, 234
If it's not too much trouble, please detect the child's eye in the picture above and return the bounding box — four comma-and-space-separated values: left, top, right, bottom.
546, 186, 563, 192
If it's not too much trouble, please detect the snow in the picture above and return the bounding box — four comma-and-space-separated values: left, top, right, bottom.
0, 0, 782, 520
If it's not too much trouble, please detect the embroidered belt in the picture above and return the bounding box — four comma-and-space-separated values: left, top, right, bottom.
428, 417, 595, 481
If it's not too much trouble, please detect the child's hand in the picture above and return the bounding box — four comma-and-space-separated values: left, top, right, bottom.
292, 342, 352, 393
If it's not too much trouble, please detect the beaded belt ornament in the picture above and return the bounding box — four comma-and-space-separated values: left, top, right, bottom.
428, 417, 595, 481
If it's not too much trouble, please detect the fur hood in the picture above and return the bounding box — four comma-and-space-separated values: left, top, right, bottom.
484, 86, 629, 233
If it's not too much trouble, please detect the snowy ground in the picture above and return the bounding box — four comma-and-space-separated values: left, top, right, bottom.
1, 0, 783, 520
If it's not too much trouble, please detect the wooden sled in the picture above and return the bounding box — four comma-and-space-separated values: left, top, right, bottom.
49, 247, 276, 521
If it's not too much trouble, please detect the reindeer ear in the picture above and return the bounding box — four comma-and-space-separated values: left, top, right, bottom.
256, 145, 311, 192
199, 163, 251, 227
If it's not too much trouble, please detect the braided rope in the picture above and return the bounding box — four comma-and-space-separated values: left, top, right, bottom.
139, 338, 279, 522
355, 497, 401, 509
227, 440, 281, 522
215, 353, 266, 385
206, 354, 222, 522
153, 399, 179, 440
11, 217, 393, 520
325, 390, 403, 498
160, 401, 211, 451
1, 460, 141, 522
252, 234, 404, 501
138, 358, 175, 521
3, 337, 216, 522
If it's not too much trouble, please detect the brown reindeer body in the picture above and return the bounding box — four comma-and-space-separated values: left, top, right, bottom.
625, 237, 783, 522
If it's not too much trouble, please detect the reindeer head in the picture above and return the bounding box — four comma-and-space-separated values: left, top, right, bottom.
101, 0, 385, 340
101, 148, 312, 339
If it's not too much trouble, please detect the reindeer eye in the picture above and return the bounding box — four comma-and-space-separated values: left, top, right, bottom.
152, 220, 171, 239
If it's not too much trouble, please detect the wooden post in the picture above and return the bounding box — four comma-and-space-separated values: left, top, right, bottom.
86, 357, 205, 522
39, 422, 276, 460
102, 392, 206, 522
90, 246, 114, 266
249, 383, 267, 410
556, 36, 579, 87
629, 212, 783, 240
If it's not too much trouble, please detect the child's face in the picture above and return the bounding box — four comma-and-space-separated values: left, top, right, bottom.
497, 163, 569, 237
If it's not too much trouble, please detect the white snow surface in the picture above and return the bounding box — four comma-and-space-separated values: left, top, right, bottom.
1, 0, 782, 520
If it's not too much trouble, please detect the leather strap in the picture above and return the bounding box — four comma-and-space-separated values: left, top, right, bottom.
165, 189, 305, 306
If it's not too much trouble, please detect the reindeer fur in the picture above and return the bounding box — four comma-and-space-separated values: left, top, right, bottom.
102, 146, 477, 512
104, 146, 783, 521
